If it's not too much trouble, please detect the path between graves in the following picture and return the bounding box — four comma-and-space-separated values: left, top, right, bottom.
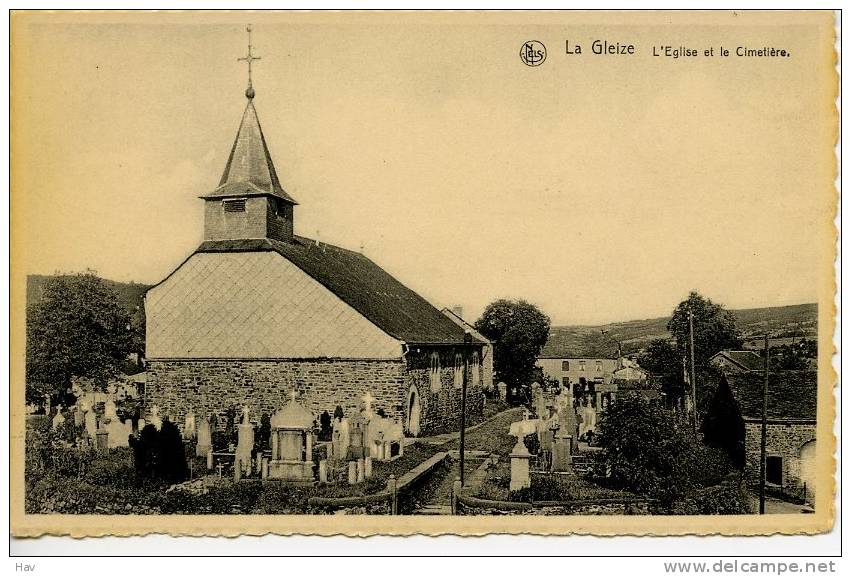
410, 407, 525, 447
407, 459, 458, 515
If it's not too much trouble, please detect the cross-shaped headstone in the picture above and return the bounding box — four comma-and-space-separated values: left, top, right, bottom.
216, 462, 224, 478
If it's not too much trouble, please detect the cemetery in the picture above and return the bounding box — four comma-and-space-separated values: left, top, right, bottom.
24, 361, 748, 516
24, 389, 448, 515
449, 384, 749, 515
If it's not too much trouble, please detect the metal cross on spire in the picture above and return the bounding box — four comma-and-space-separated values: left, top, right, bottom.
238, 24, 261, 99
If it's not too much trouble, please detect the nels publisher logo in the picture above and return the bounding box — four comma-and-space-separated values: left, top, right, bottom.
520, 40, 546, 66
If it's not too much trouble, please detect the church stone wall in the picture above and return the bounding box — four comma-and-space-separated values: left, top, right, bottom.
146, 358, 408, 427
405, 347, 485, 436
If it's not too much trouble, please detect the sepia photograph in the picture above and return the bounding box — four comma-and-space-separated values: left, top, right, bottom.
9, 9, 838, 541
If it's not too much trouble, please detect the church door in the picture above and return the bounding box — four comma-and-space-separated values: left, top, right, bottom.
406, 385, 421, 437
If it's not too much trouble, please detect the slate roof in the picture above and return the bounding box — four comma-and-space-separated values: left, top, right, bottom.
725, 370, 817, 422
441, 308, 492, 346
538, 329, 619, 359
712, 350, 765, 372
202, 100, 298, 205
195, 237, 477, 346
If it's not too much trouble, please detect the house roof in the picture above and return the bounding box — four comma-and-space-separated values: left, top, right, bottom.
538, 329, 620, 359
725, 370, 817, 421
202, 100, 298, 205
195, 237, 479, 346
712, 350, 765, 372
440, 308, 491, 345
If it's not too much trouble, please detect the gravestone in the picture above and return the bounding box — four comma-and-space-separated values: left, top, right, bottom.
331, 417, 350, 462
236, 406, 254, 473
365, 410, 405, 462
104, 398, 131, 449
84, 407, 97, 440
580, 400, 597, 437
347, 412, 366, 460
552, 389, 577, 472
52, 410, 66, 431
356, 458, 365, 483
196, 417, 212, 457
184, 412, 197, 440
497, 381, 508, 400
73, 405, 84, 428
318, 459, 328, 483
509, 428, 532, 492
347, 461, 357, 485
531, 382, 547, 419
96, 429, 109, 453
149, 405, 163, 431
364, 456, 373, 479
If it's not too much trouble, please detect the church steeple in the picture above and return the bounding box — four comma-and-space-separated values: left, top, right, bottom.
201, 25, 297, 243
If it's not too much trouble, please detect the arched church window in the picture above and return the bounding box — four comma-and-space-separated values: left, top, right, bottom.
454, 352, 464, 388
470, 353, 480, 387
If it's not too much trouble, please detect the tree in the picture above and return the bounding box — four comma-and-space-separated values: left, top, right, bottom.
26, 272, 133, 405
474, 299, 550, 401
597, 394, 736, 506
638, 338, 685, 406
667, 291, 742, 369
768, 338, 817, 370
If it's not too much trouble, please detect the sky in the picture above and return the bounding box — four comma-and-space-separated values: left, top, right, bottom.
12, 12, 835, 325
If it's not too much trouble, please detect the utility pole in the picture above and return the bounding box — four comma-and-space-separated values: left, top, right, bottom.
759, 333, 769, 514
688, 307, 698, 436
459, 330, 472, 486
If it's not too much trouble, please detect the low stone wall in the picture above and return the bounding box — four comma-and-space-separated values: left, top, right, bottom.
454, 490, 650, 516
307, 491, 393, 515
307, 452, 450, 514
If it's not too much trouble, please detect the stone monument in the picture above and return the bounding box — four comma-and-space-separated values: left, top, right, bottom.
195, 416, 212, 457
83, 406, 97, 440
149, 405, 163, 431
51, 410, 65, 431
103, 398, 131, 449
508, 425, 532, 492
236, 406, 254, 473
552, 389, 578, 473
184, 411, 197, 440
268, 392, 315, 482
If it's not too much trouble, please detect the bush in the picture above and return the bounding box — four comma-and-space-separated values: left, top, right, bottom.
129, 421, 188, 485
664, 479, 752, 515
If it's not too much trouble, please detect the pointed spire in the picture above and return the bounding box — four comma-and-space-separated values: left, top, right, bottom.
212, 101, 296, 203
204, 26, 296, 204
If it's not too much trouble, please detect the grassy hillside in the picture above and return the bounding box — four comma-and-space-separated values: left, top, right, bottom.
26, 274, 151, 313
541, 303, 817, 358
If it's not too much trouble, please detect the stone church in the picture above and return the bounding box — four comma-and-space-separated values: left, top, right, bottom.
145, 77, 485, 436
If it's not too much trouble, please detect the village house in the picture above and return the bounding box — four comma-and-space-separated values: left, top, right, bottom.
537, 340, 649, 412
144, 78, 484, 437
709, 350, 765, 374
702, 370, 817, 504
